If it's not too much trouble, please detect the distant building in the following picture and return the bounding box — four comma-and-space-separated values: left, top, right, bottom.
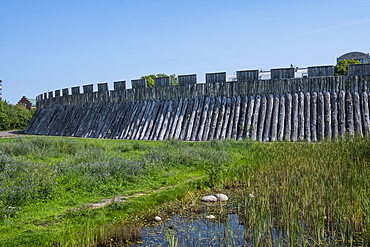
17, 96, 36, 110
337, 51, 370, 64
228, 66, 308, 81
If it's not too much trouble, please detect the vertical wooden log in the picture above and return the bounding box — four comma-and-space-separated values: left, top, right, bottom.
164, 99, 179, 140
202, 97, 215, 141
226, 97, 236, 139
99, 103, 122, 139
324, 92, 332, 139
214, 96, 227, 140
174, 98, 189, 140
284, 93, 292, 141
147, 101, 164, 140
84, 104, 104, 138
304, 92, 311, 142
353, 92, 363, 136
310, 92, 318, 142
99, 104, 117, 138
263, 94, 274, 142
244, 95, 255, 139
191, 97, 211, 141
95, 104, 110, 138
298, 92, 305, 141
168, 98, 183, 138
346, 92, 355, 135
190, 97, 205, 141
57, 105, 74, 136
135, 101, 153, 139
123, 102, 144, 139
220, 98, 232, 140
317, 92, 325, 141
291, 93, 299, 142
158, 100, 173, 140
270, 95, 279, 142
277, 95, 285, 141
331, 92, 339, 139
207, 96, 221, 140
184, 97, 199, 140
338, 91, 346, 137
231, 96, 241, 140
101, 103, 120, 138
142, 101, 161, 140
100, 103, 116, 138
86, 103, 105, 138
105, 103, 122, 139
39, 107, 56, 135
119, 102, 140, 139
180, 98, 195, 140
196, 97, 210, 141
46, 107, 66, 135
237, 96, 248, 140
127, 101, 148, 139
251, 95, 261, 141
257, 95, 267, 142
361, 92, 370, 136
82, 105, 98, 138
153, 101, 169, 140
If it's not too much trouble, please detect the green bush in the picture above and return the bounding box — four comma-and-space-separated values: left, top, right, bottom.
334, 59, 361, 75
0, 100, 34, 131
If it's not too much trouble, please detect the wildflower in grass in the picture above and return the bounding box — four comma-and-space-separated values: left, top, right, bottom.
249, 194, 254, 198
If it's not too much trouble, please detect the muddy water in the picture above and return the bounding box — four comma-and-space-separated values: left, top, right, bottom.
131, 214, 248, 247
129, 189, 358, 247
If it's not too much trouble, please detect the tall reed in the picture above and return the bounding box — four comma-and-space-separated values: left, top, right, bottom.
228, 136, 370, 246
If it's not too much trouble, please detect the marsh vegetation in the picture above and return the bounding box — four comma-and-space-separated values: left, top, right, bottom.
0, 136, 368, 246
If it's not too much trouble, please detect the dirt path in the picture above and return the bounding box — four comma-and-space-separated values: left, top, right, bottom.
0, 130, 33, 138
87, 185, 176, 209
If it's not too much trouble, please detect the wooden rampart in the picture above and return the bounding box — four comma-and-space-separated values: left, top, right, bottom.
26, 75, 370, 141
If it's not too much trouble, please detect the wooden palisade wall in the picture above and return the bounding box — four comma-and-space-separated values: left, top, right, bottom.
26, 74, 370, 141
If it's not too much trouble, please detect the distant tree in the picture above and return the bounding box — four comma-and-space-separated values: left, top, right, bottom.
141, 74, 178, 87
141, 74, 156, 87
169, 74, 178, 85
334, 59, 361, 76
0, 99, 34, 130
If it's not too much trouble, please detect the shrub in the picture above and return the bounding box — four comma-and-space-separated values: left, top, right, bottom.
0, 100, 34, 130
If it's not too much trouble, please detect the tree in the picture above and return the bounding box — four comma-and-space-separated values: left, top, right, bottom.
334, 59, 361, 76
141, 74, 178, 87
0, 99, 34, 130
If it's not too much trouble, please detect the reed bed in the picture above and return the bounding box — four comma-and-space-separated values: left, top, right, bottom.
139, 136, 369, 246
223, 136, 370, 246
0, 136, 368, 246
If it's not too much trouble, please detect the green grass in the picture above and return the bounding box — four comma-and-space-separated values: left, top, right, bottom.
0, 136, 368, 246
0, 137, 234, 246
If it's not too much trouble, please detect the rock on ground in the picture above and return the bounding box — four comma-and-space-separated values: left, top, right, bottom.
201, 195, 218, 202
214, 193, 228, 201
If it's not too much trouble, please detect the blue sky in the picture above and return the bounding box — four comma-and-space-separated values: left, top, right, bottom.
1, 0, 370, 104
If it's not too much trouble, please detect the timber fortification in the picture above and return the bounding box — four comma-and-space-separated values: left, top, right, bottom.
26, 64, 370, 142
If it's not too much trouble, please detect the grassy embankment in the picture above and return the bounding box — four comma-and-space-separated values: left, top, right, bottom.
0, 137, 240, 246
0, 136, 369, 246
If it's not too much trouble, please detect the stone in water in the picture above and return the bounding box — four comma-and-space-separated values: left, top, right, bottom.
201, 195, 218, 202
214, 193, 228, 201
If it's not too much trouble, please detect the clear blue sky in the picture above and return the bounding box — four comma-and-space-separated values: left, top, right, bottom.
1, 0, 370, 104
